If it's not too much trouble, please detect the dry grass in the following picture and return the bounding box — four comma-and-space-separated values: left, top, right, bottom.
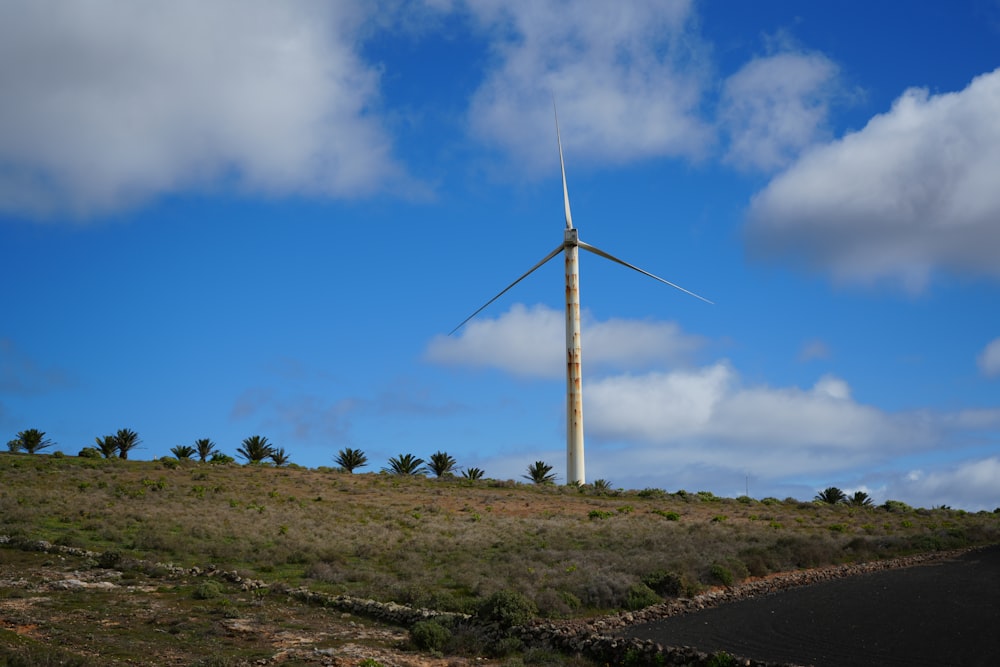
2, 452, 999, 619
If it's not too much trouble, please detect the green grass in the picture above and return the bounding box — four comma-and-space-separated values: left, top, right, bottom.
2, 452, 999, 620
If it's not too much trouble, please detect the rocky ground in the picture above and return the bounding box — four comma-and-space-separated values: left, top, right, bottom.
0, 547, 492, 666
1, 540, 986, 667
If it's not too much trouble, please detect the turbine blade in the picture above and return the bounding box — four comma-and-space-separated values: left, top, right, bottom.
449, 243, 567, 335
578, 240, 714, 305
553, 100, 574, 229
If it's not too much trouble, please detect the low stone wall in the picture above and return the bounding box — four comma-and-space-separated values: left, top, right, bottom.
1, 536, 976, 667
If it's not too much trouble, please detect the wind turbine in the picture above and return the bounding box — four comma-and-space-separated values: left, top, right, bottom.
450, 104, 712, 485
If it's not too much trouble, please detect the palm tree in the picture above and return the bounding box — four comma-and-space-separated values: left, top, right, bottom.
269, 447, 290, 466
6, 439, 22, 453
114, 429, 141, 460
237, 435, 273, 464
170, 445, 196, 459
383, 453, 426, 476
591, 479, 613, 495
95, 435, 118, 458
815, 486, 846, 504
428, 450, 458, 478
13, 429, 53, 454
334, 447, 368, 473
523, 461, 556, 485
462, 467, 485, 480
846, 491, 874, 507
194, 438, 217, 462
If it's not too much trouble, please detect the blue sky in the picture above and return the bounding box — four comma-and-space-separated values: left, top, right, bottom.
2, 1, 999, 510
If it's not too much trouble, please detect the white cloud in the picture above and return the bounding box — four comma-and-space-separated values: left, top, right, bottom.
978, 338, 1000, 378
890, 457, 1000, 511
586, 364, 934, 476
0, 1, 408, 219
424, 303, 705, 378
461, 0, 713, 173
720, 51, 840, 171
745, 68, 1000, 291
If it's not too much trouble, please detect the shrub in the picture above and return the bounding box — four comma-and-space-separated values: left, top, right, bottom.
883, 499, 914, 513
625, 582, 660, 610
476, 590, 537, 628
193, 581, 223, 600
588, 510, 614, 520
77, 447, 101, 459
410, 619, 451, 652
97, 550, 123, 569
709, 563, 734, 587
706, 651, 737, 667
652, 509, 680, 521
641, 570, 685, 597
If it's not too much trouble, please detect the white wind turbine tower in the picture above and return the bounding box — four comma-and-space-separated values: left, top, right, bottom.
451, 104, 712, 485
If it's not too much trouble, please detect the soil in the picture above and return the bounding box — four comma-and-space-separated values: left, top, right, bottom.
0, 548, 496, 666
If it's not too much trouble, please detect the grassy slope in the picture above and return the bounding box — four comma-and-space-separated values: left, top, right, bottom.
2, 452, 999, 619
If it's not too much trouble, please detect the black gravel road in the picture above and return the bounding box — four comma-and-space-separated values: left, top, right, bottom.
620, 544, 1000, 667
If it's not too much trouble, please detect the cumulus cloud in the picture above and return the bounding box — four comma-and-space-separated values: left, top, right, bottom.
978, 338, 1000, 378
720, 51, 841, 171
424, 303, 705, 378
585, 364, 934, 475
0, 1, 407, 219
460, 0, 713, 173
577, 363, 1000, 500
891, 457, 1000, 511
745, 68, 1000, 291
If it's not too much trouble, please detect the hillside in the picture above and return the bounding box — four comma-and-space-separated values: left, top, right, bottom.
1, 452, 998, 665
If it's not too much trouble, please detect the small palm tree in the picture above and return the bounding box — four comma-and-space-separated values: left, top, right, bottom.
815, 486, 846, 504
334, 447, 368, 473
95, 435, 119, 458
194, 438, 217, 462
846, 491, 874, 507
523, 461, 556, 485
428, 450, 458, 478
114, 429, 141, 460
462, 467, 485, 480
383, 453, 426, 476
269, 447, 290, 466
14, 429, 53, 454
6, 439, 22, 453
591, 479, 613, 495
237, 435, 273, 464
170, 445, 196, 460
